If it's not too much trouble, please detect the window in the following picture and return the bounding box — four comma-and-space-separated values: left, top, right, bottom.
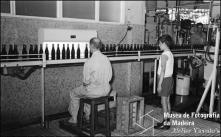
1, 1, 10, 13
2, 1, 124, 24
63, 1, 95, 20
179, 9, 209, 24
167, 8, 209, 24
16, 1, 56, 18
99, 1, 121, 22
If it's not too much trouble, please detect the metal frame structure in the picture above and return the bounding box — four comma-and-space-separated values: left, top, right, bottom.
2, 0, 219, 127
0, 49, 203, 127
196, 25, 220, 114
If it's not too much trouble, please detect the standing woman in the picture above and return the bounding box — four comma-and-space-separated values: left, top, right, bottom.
154, 34, 174, 130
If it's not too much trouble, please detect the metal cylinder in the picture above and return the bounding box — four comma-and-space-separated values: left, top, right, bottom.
176, 74, 190, 96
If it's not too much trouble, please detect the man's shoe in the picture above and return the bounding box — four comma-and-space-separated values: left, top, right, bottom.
154, 124, 170, 130
156, 119, 166, 126
156, 119, 170, 126
154, 120, 170, 130
154, 120, 165, 129
161, 125, 170, 130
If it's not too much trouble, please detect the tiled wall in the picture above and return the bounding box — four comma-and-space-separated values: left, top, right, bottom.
1, 16, 144, 125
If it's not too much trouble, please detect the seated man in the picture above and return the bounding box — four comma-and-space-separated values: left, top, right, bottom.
68, 37, 113, 124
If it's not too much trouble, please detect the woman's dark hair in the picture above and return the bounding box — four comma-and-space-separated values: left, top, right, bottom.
158, 34, 174, 49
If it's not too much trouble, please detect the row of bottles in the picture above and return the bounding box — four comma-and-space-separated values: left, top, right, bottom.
44, 43, 89, 60
1, 44, 20, 60
1, 44, 42, 60
0, 43, 205, 61
0, 43, 90, 61
170, 44, 204, 50
100, 44, 204, 52
100, 44, 159, 52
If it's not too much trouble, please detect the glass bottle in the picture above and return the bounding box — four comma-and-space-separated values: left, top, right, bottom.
39, 44, 43, 59
77, 44, 81, 59
45, 44, 49, 60
8, 44, 14, 60
84, 44, 88, 58
29, 44, 34, 58
105, 44, 109, 52
71, 44, 75, 59
51, 44, 55, 60
1, 44, 7, 60
62, 44, 66, 59
118, 44, 122, 51
113, 44, 116, 52
56, 44, 60, 60
109, 44, 113, 51
123, 44, 127, 51
34, 44, 38, 59
66, 44, 70, 59
22, 44, 28, 59
13, 44, 19, 59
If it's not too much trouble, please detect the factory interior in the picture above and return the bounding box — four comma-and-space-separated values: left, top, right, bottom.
0, 0, 220, 136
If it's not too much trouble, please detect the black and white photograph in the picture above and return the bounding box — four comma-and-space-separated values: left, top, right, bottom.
0, 0, 220, 136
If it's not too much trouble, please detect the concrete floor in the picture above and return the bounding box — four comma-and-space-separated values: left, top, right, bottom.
1, 118, 76, 136
2, 105, 220, 137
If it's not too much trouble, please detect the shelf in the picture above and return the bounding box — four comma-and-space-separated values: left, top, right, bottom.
0, 50, 202, 68
109, 55, 139, 62
45, 59, 87, 65
1, 60, 43, 68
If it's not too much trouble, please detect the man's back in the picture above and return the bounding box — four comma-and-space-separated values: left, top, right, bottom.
83, 51, 112, 96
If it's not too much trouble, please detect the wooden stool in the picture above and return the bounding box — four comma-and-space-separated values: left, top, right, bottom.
78, 96, 112, 136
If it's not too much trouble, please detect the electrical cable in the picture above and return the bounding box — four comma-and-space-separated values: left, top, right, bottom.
14, 66, 40, 80
97, 26, 130, 45
0, 66, 40, 80
118, 28, 129, 44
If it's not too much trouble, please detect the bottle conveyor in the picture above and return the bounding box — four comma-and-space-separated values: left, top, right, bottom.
0, 47, 204, 127
0, 28, 207, 127
0, 48, 203, 68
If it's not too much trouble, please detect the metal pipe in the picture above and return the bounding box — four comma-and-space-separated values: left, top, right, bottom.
169, 2, 211, 8
209, 27, 220, 114
207, 0, 214, 41
138, 51, 141, 61
196, 72, 213, 113
41, 52, 46, 127
146, 3, 212, 11
139, 61, 144, 96
153, 59, 158, 94
41, 67, 45, 127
